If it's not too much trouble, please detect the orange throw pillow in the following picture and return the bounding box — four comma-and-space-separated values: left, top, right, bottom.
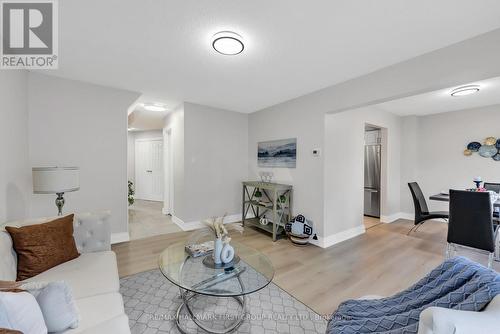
6, 214, 80, 281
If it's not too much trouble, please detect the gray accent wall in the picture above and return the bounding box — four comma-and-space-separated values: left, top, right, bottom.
165, 102, 248, 223
183, 102, 248, 223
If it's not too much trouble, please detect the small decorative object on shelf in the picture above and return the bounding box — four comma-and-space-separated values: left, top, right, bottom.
473, 176, 483, 189
259, 171, 274, 183
259, 217, 269, 226
285, 214, 314, 246
202, 215, 243, 268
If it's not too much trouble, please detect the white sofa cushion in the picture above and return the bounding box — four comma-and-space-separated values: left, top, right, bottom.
0, 229, 17, 281
77, 314, 130, 334
23, 251, 119, 300
72, 212, 111, 253
418, 295, 500, 334
0, 291, 48, 334
28, 281, 80, 333
61, 293, 128, 334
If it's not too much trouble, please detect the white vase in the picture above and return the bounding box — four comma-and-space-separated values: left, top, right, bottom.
221, 243, 235, 263
213, 238, 223, 265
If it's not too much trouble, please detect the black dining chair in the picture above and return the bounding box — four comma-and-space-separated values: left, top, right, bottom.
484, 182, 500, 193
407, 182, 449, 234
484, 183, 500, 221
447, 190, 498, 268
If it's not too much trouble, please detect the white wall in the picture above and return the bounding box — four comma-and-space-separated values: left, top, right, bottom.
400, 116, 419, 214
28, 73, 140, 238
127, 132, 135, 182
0, 72, 31, 222
183, 102, 248, 223
163, 105, 185, 218
248, 28, 500, 245
401, 104, 500, 214
323, 106, 402, 244
127, 130, 163, 183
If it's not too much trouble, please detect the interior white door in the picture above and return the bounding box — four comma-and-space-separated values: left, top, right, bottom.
135, 139, 163, 201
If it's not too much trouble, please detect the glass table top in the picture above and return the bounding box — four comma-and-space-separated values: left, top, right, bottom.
158, 241, 274, 297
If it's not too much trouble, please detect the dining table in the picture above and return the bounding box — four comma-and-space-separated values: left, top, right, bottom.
429, 192, 500, 208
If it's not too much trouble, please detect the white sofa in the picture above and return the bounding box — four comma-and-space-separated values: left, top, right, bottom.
360, 294, 500, 334
0, 213, 131, 334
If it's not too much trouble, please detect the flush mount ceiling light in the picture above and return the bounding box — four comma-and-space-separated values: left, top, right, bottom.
212, 31, 244, 55
450, 85, 480, 97
143, 103, 167, 112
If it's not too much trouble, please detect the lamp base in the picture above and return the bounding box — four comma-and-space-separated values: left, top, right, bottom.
55, 192, 65, 216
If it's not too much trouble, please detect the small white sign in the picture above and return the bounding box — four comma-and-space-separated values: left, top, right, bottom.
1, 0, 58, 69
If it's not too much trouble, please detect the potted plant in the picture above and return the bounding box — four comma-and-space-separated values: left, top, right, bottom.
254, 189, 262, 200
128, 180, 135, 206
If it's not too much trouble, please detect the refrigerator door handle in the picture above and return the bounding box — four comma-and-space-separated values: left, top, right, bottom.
364, 188, 379, 193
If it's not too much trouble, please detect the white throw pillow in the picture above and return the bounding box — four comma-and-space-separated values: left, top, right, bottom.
24, 281, 79, 333
0, 291, 48, 334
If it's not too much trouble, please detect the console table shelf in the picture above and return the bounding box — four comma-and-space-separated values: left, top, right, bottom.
242, 181, 293, 241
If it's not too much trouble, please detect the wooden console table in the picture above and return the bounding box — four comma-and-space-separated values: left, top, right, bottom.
242, 181, 293, 241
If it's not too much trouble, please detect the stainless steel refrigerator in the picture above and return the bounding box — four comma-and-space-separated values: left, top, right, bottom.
364, 144, 381, 217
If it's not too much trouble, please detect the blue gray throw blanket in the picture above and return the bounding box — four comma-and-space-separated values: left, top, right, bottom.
327, 257, 500, 334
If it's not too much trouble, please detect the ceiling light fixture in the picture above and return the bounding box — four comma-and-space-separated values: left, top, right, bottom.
212, 31, 244, 55
143, 103, 167, 112
450, 85, 480, 97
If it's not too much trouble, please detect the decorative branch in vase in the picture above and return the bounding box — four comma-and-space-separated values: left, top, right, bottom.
204, 214, 243, 265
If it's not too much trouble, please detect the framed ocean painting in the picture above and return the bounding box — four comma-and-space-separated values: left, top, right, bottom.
258, 138, 297, 168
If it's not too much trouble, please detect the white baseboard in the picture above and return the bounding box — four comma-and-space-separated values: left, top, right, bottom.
111, 232, 130, 244
171, 214, 249, 232
310, 225, 365, 248
380, 212, 413, 223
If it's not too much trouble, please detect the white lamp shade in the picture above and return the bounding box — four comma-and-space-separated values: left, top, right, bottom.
32, 167, 80, 194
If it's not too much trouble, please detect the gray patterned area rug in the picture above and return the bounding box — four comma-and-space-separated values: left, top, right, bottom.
120, 269, 327, 334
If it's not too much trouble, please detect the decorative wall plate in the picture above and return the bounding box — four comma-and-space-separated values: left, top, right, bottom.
463, 149, 472, 156
496, 139, 500, 150
478, 145, 497, 158
493, 153, 500, 161
484, 137, 497, 146
467, 142, 481, 152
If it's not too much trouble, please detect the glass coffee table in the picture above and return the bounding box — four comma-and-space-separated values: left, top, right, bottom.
159, 241, 274, 333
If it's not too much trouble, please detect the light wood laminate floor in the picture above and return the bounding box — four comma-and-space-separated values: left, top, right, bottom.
363, 216, 381, 229
113, 219, 499, 316
128, 200, 181, 240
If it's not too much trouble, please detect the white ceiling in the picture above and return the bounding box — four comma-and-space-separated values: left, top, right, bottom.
127, 96, 170, 130
375, 76, 500, 116
42, 0, 500, 113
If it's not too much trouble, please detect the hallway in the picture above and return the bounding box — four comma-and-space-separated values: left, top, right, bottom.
128, 200, 181, 240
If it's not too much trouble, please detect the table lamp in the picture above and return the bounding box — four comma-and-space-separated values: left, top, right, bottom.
32, 167, 80, 216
